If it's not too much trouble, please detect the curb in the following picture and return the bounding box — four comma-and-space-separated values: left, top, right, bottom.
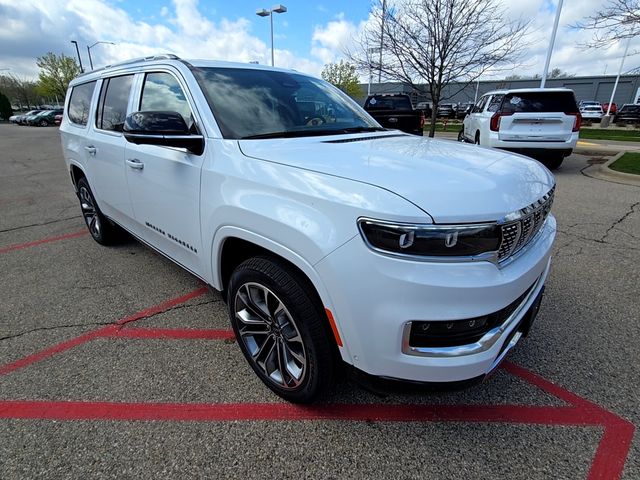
583, 151, 640, 187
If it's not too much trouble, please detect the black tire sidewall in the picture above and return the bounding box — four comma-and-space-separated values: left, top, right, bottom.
77, 177, 115, 245
227, 256, 334, 403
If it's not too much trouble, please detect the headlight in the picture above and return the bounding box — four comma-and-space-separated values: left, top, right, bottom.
358, 218, 501, 258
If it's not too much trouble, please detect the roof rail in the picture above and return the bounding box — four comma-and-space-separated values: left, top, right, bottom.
75, 54, 182, 78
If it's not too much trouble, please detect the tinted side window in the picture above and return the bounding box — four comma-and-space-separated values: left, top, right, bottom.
140, 72, 193, 128
487, 94, 504, 112
473, 96, 488, 113
68, 81, 96, 126
96, 75, 134, 132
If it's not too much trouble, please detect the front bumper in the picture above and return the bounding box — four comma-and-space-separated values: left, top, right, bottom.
315, 214, 556, 383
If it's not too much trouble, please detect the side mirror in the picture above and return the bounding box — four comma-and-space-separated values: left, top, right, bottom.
123, 111, 204, 156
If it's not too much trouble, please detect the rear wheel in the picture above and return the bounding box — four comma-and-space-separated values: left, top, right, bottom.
540, 155, 564, 170
39, 119, 49, 127
228, 256, 336, 403
76, 177, 120, 245
457, 129, 465, 142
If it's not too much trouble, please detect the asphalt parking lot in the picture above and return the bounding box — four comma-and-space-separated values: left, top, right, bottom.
0, 124, 638, 479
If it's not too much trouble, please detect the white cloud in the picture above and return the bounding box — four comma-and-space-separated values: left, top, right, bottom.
0, 0, 324, 78
311, 14, 362, 65
1, 0, 639, 86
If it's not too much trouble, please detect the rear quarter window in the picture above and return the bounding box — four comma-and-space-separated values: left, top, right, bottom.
501, 92, 578, 114
67, 81, 97, 126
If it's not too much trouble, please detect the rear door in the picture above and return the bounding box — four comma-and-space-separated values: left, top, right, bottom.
124, 69, 205, 277
497, 91, 578, 142
87, 74, 136, 226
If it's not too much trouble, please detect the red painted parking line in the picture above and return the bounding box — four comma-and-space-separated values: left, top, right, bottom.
0, 289, 634, 479
105, 327, 235, 341
0, 229, 88, 254
0, 401, 604, 424
0, 287, 208, 376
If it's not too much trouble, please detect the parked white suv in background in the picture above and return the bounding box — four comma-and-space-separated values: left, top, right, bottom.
60, 55, 556, 402
460, 88, 581, 169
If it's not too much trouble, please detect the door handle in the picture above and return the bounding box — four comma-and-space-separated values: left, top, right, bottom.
84, 146, 97, 156
126, 158, 144, 170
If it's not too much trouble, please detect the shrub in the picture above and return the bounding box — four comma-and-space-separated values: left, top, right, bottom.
0, 91, 13, 121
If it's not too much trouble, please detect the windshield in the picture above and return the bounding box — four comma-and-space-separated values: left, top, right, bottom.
193, 67, 380, 139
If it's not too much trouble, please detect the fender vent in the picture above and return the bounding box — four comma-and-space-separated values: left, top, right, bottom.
323, 134, 407, 144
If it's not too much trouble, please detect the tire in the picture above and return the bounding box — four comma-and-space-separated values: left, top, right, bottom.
457, 129, 464, 142
541, 155, 563, 170
76, 177, 120, 245
39, 119, 49, 127
228, 256, 336, 403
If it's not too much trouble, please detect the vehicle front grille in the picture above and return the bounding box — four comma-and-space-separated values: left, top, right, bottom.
497, 186, 555, 262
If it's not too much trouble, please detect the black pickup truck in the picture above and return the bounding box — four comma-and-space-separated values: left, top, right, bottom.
363, 94, 424, 136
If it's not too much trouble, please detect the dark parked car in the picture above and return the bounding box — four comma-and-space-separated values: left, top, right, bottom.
363, 94, 424, 136
455, 102, 474, 119
27, 109, 63, 127
614, 104, 640, 124
436, 103, 456, 118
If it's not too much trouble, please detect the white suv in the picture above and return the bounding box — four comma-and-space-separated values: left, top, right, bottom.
60, 55, 556, 402
460, 88, 581, 169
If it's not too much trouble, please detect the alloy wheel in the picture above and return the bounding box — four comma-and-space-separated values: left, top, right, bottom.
79, 186, 101, 238
233, 282, 307, 389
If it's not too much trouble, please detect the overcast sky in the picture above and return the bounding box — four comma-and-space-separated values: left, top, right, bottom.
0, 0, 639, 81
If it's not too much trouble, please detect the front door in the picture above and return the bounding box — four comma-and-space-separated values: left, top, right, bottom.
124, 70, 205, 278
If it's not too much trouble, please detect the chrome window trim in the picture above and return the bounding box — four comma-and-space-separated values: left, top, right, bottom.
400, 262, 548, 358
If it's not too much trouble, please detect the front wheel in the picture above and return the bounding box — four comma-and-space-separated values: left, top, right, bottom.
227, 256, 336, 403
39, 119, 49, 127
76, 177, 120, 245
458, 129, 465, 142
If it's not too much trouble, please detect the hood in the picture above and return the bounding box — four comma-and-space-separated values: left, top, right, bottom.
238, 133, 555, 223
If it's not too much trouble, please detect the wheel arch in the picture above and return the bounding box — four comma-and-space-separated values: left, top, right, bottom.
212, 227, 350, 359
69, 162, 87, 193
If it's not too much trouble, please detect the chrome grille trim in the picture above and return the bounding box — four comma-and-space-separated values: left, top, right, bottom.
497, 186, 555, 263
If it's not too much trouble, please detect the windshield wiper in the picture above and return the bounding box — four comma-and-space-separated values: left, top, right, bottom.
241, 126, 387, 140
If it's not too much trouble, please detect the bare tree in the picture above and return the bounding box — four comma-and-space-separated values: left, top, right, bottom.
576, 0, 640, 47
0, 74, 39, 109
348, 0, 529, 137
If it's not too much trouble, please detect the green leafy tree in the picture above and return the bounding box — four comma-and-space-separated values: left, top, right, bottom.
36, 52, 81, 100
0, 91, 12, 120
321, 60, 363, 98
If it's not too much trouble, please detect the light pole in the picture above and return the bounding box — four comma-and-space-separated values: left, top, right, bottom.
540, 0, 563, 88
87, 41, 115, 70
71, 41, 84, 73
367, 47, 381, 95
603, 34, 634, 123
256, 4, 287, 66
